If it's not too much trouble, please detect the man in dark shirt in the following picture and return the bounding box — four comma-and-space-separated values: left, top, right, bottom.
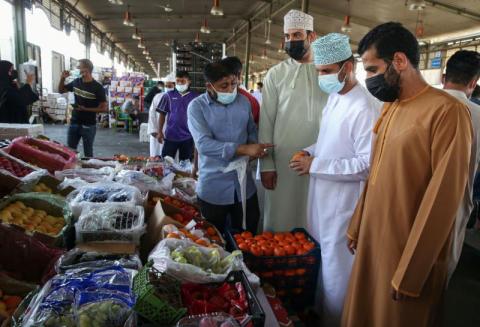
58, 59, 107, 158
156, 71, 199, 161
144, 81, 164, 110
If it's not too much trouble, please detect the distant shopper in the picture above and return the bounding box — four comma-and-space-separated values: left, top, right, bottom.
148, 75, 175, 157
253, 82, 263, 105
121, 94, 140, 131
221, 56, 260, 125
0, 60, 38, 123
156, 71, 199, 161
144, 80, 164, 110
443, 50, 480, 279
59, 59, 107, 158
188, 61, 272, 233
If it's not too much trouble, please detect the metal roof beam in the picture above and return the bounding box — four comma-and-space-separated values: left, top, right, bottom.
425, 1, 480, 21
92, 14, 244, 21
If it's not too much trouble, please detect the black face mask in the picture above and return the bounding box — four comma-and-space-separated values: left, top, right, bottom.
365, 66, 400, 102
285, 40, 308, 61
10, 70, 18, 81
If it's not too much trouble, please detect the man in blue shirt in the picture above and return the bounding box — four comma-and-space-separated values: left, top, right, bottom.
156, 71, 199, 161
188, 61, 273, 233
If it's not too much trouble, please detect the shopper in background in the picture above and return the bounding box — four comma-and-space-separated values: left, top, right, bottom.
188, 61, 271, 234
252, 82, 263, 105
144, 80, 164, 110
471, 84, 480, 105
259, 9, 327, 232
121, 94, 140, 131
442, 50, 480, 280
0, 60, 39, 124
342, 22, 472, 327
289, 33, 380, 326
156, 71, 198, 161
221, 56, 260, 125
59, 59, 107, 158
148, 75, 175, 157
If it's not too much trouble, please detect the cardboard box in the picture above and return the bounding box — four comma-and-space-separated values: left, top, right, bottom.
17, 174, 75, 197
145, 190, 200, 219
76, 242, 137, 255
141, 201, 183, 261
0, 124, 44, 140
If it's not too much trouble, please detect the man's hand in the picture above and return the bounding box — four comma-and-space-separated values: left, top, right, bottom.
237, 143, 274, 159
391, 288, 412, 301
26, 73, 35, 86
61, 70, 70, 79
157, 131, 165, 144
75, 105, 87, 112
289, 155, 314, 176
261, 171, 277, 190
347, 239, 357, 255
151, 132, 158, 138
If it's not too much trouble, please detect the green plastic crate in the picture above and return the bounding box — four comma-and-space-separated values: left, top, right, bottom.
133, 261, 187, 325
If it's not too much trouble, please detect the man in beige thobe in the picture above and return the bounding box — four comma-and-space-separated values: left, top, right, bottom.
342, 22, 472, 327
259, 9, 327, 232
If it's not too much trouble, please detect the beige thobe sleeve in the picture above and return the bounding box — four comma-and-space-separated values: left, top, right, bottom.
259, 69, 278, 172
391, 103, 473, 297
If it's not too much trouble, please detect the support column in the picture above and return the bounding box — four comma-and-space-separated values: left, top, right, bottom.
85, 18, 92, 59
301, 0, 310, 13
13, 0, 27, 65
244, 20, 252, 88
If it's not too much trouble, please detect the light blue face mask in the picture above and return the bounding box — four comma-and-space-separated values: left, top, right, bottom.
165, 87, 174, 92
318, 64, 346, 94
213, 86, 238, 105
175, 84, 189, 93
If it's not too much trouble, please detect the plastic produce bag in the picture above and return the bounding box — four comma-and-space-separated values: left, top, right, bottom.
172, 177, 197, 204
55, 248, 142, 274
58, 177, 89, 191
176, 313, 240, 327
75, 203, 145, 244
67, 182, 143, 217
115, 169, 174, 195
148, 239, 259, 286
55, 167, 115, 183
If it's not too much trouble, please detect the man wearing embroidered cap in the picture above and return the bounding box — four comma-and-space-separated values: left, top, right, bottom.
259, 9, 327, 232
289, 33, 380, 326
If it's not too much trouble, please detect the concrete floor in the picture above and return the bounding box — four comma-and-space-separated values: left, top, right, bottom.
43, 123, 150, 158
42, 123, 480, 326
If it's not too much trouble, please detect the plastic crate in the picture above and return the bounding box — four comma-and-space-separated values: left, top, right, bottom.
181, 271, 265, 327
133, 261, 187, 326
226, 228, 321, 309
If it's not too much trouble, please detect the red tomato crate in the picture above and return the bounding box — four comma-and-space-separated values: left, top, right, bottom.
226, 228, 321, 310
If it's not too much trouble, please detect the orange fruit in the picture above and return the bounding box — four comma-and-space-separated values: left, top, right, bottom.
296, 268, 307, 276
296, 248, 308, 255
166, 232, 181, 239
241, 231, 253, 239
250, 245, 263, 256
262, 231, 274, 239
206, 227, 216, 236
238, 242, 250, 252
195, 239, 209, 247
303, 242, 315, 251
284, 245, 296, 256
274, 233, 285, 242
274, 247, 286, 257
294, 231, 307, 240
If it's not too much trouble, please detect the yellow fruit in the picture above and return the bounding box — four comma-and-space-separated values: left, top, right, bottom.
36, 210, 47, 217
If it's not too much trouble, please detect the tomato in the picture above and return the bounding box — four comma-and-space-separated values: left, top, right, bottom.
284, 235, 296, 243
296, 248, 308, 255
254, 235, 266, 242
274, 247, 286, 256
303, 242, 315, 251
235, 236, 245, 244
291, 242, 301, 249
274, 270, 285, 276
250, 245, 263, 256
284, 245, 296, 256
261, 245, 274, 256
238, 242, 250, 252
294, 231, 307, 240
285, 269, 296, 277
262, 231, 274, 239
206, 227, 216, 236
257, 239, 268, 247
274, 233, 285, 242
296, 268, 307, 276
244, 238, 255, 245
241, 231, 253, 239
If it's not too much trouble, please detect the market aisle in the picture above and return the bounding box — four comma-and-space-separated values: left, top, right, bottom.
43, 124, 150, 158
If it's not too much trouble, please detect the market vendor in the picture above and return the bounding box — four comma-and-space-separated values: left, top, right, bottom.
59, 59, 107, 158
187, 60, 273, 234
121, 94, 140, 131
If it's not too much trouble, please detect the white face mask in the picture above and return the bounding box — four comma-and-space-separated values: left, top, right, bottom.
175, 84, 189, 93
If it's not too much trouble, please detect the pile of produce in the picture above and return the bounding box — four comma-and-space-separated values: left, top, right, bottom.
0, 289, 22, 320
163, 224, 222, 247
158, 195, 200, 218
233, 231, 315, 256
32, 183, 53, 193
0, 201, 65, 236
170, 246, 242, 275
0, 157, 33, 177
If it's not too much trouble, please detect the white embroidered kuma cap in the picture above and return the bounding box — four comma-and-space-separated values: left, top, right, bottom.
284, 9, 314, 33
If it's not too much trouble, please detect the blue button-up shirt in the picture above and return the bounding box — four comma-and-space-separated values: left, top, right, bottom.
187, 91, 258, 205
